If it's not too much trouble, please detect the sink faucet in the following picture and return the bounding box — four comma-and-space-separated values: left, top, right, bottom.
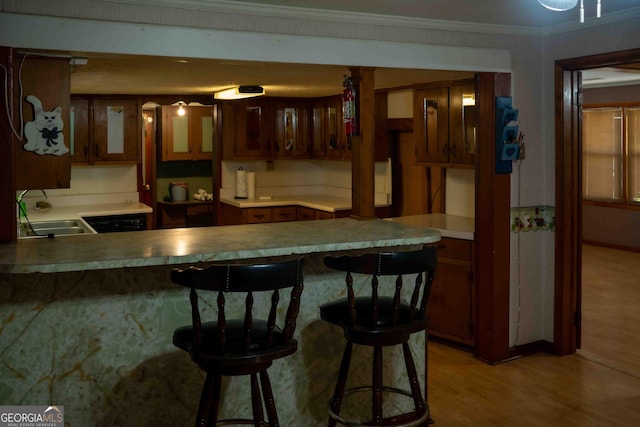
18, 189, 48, 204
16, 190, 48, 236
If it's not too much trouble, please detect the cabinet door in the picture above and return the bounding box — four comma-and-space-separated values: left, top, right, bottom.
428, 238, 474, 345
273, 100, 310, 159
162, 105, 191, 161
92, 98, 139, 162
311, 101, 326, 159
233, 98, 272, 159
449, 83, 476, 165
414, 87, 449, 163
327, 96, 345, 160
70, 97, 90, 163
190, 106, 214, 160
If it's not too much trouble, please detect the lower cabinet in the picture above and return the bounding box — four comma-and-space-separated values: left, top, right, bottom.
157, 201, 214, 228
221, 204, 301, 225
428, 237, 475, 346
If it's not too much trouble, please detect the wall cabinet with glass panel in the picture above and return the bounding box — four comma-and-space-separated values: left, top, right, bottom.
222, 98, 273, 160
161, 105, 213, 161
273, 98, 310, 159
414, 80, 476, 167
70, 96, 140, 164
311, 95, 344, 160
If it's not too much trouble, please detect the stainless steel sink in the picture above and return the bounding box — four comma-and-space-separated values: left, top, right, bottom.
19, 219, 97, 238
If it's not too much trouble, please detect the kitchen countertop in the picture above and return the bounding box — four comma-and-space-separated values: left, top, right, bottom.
220, 194, 387, 212
22, 201, 153, 222
385, 213, 474, 240
0, 218, 441, 274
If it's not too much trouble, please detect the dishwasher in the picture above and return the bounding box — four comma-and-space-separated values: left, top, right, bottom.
82, 214, 148, 233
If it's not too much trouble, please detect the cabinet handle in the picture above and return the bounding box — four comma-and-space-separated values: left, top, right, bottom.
95, 145, 99, 157
437, 244, 447, 250
254, 214, 265, 218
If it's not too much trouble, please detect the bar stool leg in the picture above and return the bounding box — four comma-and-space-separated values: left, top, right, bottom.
329, 341, 353, 427
402, 342, 427, 417
260, 370, 280, 426
250, 373, 265, 426
372, 345, 383, 424
195, 372, 221, 427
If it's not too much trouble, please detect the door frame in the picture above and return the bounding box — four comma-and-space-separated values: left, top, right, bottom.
554, 47, 640, 355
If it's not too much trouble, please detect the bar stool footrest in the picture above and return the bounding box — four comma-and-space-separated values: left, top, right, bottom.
328, 385, 430, 427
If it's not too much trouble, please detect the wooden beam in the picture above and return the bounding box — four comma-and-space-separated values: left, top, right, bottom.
0, 47, 16, 243
350, 67, 376, 219
474, 72, 511, 364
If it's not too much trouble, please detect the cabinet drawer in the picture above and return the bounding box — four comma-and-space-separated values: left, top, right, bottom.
273, 206, 297, 222
246, 208, 272, 223
187, 203, 213, 216
297, 207, 315, 221
436, 237, 472, 261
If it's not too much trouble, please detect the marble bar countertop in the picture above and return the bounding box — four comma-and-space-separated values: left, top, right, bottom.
0, 218, 441, 274
385, 213, 475, 240
220, 194, 388, 212
22, 201, 152, 222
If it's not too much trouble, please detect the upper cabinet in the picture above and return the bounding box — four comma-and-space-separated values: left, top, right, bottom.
161, 105, 213, 161
223, 98, 273, 160
414, 80, 476, 167
311, 95, 344, 160
70, 96, 140, 165
273, 98, 310, 159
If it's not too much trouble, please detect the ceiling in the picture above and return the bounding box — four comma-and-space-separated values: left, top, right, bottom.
63, 0, 640, 97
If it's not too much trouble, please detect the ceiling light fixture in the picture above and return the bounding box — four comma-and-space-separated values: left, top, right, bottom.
214, 85, 265, 100
177, 101, 186, 116
538, 0, 602, 23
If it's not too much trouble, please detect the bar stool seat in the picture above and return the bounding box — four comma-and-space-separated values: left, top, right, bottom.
171, 257, 305, 427
321, 246, 437, 427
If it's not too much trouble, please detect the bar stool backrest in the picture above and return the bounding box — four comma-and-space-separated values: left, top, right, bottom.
171, 257, 304, 356
324, 246, 437, 332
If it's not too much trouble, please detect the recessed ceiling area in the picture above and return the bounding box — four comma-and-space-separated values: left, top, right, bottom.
68, 53, 476, 97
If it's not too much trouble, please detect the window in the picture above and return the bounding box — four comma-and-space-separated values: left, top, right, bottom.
582, 106, 640, 205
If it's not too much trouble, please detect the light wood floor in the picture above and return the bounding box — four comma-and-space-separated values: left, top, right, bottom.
425, 244, 640, 426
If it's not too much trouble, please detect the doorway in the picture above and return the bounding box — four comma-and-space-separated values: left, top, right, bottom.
554, 47, 640, 355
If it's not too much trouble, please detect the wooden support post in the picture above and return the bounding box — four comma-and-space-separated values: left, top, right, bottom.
350, 67, 376, 219
0, 47, 16, 242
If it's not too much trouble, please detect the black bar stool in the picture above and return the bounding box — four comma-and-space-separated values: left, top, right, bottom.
171, 257, 305, 427
320, 246, 437, 426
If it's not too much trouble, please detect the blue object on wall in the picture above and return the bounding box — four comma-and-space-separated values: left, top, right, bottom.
495, 96, 519, 174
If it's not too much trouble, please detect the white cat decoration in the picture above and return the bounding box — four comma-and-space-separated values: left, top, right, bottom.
23, 95, 69, 156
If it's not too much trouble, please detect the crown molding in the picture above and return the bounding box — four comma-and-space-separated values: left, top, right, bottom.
102, 0, 544, 37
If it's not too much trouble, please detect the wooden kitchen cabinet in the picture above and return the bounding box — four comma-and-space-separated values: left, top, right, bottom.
428, 237, 475, 346
414, 80, 475, 167
273, 99, 310, 159
157, 201, 214, 228
70, 96, 140, 164
220, 204, 298, 225
297, 206, 337, 221
161, 105, 213, 161
311, 95, 344, 160
222, 98, 273, 160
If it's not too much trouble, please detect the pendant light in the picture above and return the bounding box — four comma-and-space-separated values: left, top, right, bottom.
537, 0, 578, 11
538, 0, 603, 23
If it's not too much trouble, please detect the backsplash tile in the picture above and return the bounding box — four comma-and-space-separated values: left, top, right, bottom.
511, 206, 555, 232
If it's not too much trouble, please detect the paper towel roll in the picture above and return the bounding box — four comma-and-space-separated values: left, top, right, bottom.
235, 168, 248, 199
247, 172, 256, 199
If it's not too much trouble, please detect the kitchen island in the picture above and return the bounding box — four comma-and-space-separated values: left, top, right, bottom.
0, 218, 439, 426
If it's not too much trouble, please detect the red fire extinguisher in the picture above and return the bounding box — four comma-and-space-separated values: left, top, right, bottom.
343, 75, 356, 137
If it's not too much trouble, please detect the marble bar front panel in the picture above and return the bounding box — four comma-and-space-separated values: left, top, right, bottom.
0, 249, 432, 426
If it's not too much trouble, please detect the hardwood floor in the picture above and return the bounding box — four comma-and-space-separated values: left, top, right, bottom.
578, 244, 640, 378
425, 244, 640, 425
